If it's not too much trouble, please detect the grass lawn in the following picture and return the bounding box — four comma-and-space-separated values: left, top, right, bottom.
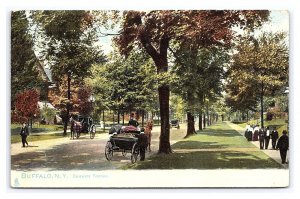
124, 122, 282, 170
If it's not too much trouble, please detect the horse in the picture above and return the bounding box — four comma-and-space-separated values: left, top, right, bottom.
144, 120, 153, 151
70, 118, 82, 139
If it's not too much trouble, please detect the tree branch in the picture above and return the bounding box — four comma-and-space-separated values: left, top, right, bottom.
168, 47, 185, 68
139, 31, 160, 62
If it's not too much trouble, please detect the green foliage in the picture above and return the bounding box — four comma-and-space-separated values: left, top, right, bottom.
40, 104, 57, 124
86, 50, 158, 114
225, 32, 289, 112
171, 45, 228, 113
11, 11, 43, 106
30, 10, 106, 83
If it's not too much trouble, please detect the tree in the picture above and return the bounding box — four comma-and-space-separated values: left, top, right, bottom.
75, 86, 93, 116
114, 10, 269, 153
30, 11, 106, 135
86, 49, 158, 124
171, 44, 228, 136
11, 11, 43, 107
14, 89, 40, 125
226, 32, 288, 127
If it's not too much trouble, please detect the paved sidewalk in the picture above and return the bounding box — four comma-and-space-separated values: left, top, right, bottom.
227, 122, 289, 169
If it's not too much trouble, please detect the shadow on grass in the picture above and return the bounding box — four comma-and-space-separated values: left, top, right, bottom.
199, 129, 243, 138
172, 141, 227, 149
126, 151, 283, 170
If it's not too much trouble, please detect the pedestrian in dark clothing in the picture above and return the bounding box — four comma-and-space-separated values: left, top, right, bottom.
270, 129, 279, 149
265, 126, 271, 149
20, 123, 29, 147
258, 128, 266, 149
137, 128, 148, 161
128, 113, 139, 127
276, 130, 289, 164
253, 125, 259, 141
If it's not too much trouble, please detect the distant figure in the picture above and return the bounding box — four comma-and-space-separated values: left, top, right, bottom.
20, 123, 29, 147
144, 120, 153, 151
253, 125, 260, 141
244, 124, 253, 141
138, 128, 148, 161
265, 126, 271, 149
270, 129, 279, 149
128, 113, 139, 127
276, 130, 289, 164
258, 128, 266, 149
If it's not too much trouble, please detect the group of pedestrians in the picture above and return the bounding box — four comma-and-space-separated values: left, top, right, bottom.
244, 124, 289, 164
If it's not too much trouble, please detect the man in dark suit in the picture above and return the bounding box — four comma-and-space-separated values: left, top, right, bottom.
137, 128, 148, 161
20, 123, 29, 147
270, 129, 279, 149
265, 126, 271, 149
258, 128, 266, 150
276, 130, 289, 164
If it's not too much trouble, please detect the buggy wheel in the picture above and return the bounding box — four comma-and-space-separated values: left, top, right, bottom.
122, 150, 127, 157
131, 143, 139, 163
105, 141, 113, 161
90, 125, 96, 139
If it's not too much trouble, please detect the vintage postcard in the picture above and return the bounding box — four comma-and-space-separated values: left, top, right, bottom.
10, 10, 289, 188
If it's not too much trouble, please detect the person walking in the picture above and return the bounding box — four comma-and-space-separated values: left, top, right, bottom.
270, 129, 279, 150
258, 127, 266, 150
20, 123, 29, 147
276, 130, 289, 164
265, 126, 271, 149
137, 128, 148, 161
253, 125, 260, 141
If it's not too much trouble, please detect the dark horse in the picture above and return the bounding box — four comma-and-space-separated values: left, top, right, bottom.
70, 118, 82, 139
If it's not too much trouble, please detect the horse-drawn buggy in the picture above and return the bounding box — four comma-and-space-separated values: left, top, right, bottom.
105, 120, 153, 163
105, 125, 141, 163
70, 115, 96, 139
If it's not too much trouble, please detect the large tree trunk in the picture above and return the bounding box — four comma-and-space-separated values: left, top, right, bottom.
260, 81, 264, 128
117, 111, 120, 124
140, 33, 171, 153
64, 71, 71, 136
186, 111, 196, 137
199, 111, 203, 131
203, 113, 206, 129
158, 85, 172, 153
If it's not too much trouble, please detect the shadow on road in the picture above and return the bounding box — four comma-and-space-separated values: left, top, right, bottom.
11, 139, 131, 171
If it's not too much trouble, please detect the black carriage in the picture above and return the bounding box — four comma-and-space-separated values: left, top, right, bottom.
71, 115, 96, 139
105, 126, 140, 163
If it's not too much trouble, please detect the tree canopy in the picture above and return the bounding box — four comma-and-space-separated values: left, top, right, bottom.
11, 11, 43, 106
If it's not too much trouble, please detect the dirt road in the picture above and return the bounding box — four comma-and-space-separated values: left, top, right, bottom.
11, 125, 186, 171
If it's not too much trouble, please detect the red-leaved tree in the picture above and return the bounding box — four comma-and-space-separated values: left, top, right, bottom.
14, 89, 40, 124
